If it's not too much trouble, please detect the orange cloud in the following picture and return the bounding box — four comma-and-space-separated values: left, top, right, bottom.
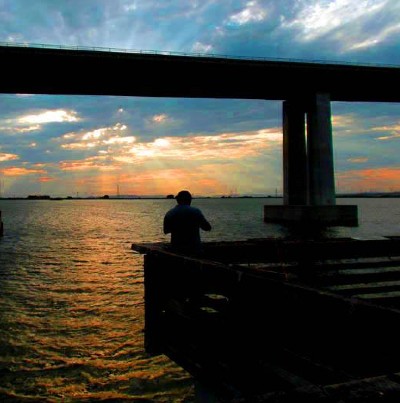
59, 156, 120, 172
152, 113, 169, 123
1, 166, 46, 176
347, 157, 368, 163
337, 167, 400, 192
332, 114, 355, 127
38, 177, 54, 182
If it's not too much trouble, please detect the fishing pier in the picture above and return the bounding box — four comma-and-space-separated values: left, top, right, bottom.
133, 237, 400, 402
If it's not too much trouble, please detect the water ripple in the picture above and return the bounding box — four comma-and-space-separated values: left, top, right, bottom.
1, 197, 399, 401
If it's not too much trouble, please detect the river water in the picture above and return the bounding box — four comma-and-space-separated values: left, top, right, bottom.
0, 197, 399, 401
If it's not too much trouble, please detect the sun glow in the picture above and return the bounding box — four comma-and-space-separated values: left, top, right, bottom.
338, 167, 400, 192
18, 109, 79, 124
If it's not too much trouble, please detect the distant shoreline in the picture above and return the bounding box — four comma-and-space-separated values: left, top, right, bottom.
1, 193, 400, 201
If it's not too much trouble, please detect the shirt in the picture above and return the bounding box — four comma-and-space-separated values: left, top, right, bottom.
163, 204, 211, 252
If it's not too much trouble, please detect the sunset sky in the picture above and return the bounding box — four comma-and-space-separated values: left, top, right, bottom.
0, 0, 399, 197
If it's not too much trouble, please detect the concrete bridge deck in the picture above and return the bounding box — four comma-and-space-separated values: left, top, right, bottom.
1, 44, 400, 102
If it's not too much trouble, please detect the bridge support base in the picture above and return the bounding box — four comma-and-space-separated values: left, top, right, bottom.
264, 205, 358, 227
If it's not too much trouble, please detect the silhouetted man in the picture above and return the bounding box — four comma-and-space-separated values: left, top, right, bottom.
164, 190, 211, 253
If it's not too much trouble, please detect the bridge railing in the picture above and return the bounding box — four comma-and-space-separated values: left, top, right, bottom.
1, 41, 399, 69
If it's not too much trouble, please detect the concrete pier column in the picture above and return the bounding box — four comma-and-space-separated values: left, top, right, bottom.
264, 93, 358, 226
283, 100, 307, 205
307, 93, 336, 206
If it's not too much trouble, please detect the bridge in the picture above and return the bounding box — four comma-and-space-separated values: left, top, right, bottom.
1, 43, 400, 225
1, 43, 400, 102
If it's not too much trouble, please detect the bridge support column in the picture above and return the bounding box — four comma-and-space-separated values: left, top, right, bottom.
307, 93, 336, 206
265, 93, 358, 227
283, 100, 307, 205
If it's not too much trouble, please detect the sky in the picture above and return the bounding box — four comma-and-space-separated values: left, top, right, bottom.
0, 0, 399, 197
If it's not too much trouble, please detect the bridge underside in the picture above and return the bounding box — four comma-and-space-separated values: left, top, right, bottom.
1, 45, 400, 102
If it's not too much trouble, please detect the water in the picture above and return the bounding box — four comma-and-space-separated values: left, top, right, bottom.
0, 198, 399, 401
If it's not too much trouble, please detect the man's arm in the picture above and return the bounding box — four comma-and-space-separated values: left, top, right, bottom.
199, 214, 211, 232
163, 214, 171, 234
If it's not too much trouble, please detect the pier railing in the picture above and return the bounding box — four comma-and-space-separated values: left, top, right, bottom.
133, 237, 400, 401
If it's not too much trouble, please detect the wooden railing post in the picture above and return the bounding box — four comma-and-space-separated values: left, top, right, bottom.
144, 253, 168, 354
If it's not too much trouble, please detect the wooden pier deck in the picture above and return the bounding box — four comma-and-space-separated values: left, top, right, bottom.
132, 237, 400, 402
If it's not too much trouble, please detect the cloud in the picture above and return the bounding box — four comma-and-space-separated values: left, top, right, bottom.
192, 41, 214, 53
347, 157, 368, 163
337, 166, 400, 192
372, 122, 400, 140
59, 156, 120, 172
377, 134, 400, 140
49, 126, 281, 196
0, 166, 46, 176
123, 2, 137, 12
119, 128, 281, 164
283, 0, 387, 42
332, 114, 356, 127
38, 176, 55, 182
0, 152, 19, 162
19, 124, 281, 177
228, 1, 267, 26
59, 123, 132, 150
0, 109, 81, 134
18, 109, 80, 124
347, 22, 400, 51
14, 125, 41, 133
152, 114, 169, 123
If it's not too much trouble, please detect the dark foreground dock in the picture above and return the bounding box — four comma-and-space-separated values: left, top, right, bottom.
132, 237, 400, 402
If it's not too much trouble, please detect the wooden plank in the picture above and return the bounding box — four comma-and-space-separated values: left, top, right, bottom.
301, 266, 400, 288
354, 290, 400, 300
258, 361, 316, 388
324, 375, 400, 402
331, 266, 400, 276
327, 280, 400, 291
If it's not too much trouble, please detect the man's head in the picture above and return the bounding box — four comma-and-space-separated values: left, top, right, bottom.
176, 190, 192, 205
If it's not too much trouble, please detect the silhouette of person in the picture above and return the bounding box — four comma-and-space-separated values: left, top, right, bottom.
164, 190, 211, 253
